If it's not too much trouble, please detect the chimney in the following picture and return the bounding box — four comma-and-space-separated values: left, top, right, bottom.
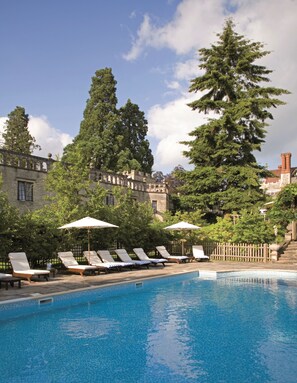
280, 152, 292, 185
281, 152, 291, 174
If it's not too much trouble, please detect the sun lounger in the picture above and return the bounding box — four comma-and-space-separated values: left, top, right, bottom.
156, 246, 189, 263
192, 245, 209, 261
58, 251, 98, 276
133, 248, 168, 266
0, 273, 22, 289
98, 250, 134, 269
8, 252, 50, 282
83, 250, 123, 272
115, 249, 151, 268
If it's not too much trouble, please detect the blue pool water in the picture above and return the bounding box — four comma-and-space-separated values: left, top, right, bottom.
0, 271, 297, 383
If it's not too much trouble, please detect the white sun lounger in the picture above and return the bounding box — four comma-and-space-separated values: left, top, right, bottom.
192, 245, 209, 261
133, 248, 168, 266
156, 246, 189, 263
8, 252, 50, 282
115, 249, 151, 268
58, 251, 98, 276
98, 250, 134, 269
83, 250, 124, 271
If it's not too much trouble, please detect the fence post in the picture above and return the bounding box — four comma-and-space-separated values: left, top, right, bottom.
263, 243, 268, 263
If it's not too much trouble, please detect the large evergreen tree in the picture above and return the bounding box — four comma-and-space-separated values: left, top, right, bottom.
63, 68, 121, 170
2, 106, 40, 154
179, 19, 289, 216
117, 99, 153, 172
63, 68, 154, 173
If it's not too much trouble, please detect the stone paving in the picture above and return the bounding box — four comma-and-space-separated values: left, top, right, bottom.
1, 260, 297, 303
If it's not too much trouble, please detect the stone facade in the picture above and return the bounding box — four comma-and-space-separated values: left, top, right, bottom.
0, 149, 170, 218
261, 152, 297, 196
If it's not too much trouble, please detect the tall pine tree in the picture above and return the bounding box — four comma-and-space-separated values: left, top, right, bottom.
180, 19, 289, 216
2, 106, 40, 154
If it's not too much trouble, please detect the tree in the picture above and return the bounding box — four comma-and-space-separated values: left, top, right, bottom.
63, 69, 154, 173
117, 99, 153, 172
0, 176, 19, 258
179, 19, 289, 217
108, 187, 156, 250
2, 106, 40, 154
269, 184, 297, 226
63, 68, 121, 170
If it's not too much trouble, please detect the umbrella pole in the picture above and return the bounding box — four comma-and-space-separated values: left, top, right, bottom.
88, 228, 91, 261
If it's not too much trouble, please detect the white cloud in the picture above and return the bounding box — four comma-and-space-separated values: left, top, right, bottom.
123, 0, 225, 61
148, 93, 210, 172
129, 0, 297, 171
166, 80, 181, 90
173, 58, 201, 81
0, 115, 73, 159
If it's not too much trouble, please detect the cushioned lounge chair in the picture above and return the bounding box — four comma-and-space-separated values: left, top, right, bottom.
83, 250, 123, 272
192, 245, 209, 261
115, 249, 151, 268
133, 248, 168, 267
98, 250, 134, 269
155, 246, 189, 263
0, 273, 22, 289
8, 252, 50, 282
58, 251, 98, 276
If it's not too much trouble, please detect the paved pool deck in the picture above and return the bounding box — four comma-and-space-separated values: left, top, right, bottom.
1, 260, 297, 303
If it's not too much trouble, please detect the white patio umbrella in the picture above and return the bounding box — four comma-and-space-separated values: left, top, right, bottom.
164, 221, 201, 256
59, 216, 119, 256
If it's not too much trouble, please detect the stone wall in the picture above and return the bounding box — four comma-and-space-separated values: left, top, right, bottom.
0, 149, 170, 216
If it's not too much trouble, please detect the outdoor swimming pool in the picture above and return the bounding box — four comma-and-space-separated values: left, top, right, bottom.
0, 271, 297, 383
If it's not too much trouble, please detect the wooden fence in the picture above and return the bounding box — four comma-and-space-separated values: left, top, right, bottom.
171, 242, 271, 263
203, 242, 270, 262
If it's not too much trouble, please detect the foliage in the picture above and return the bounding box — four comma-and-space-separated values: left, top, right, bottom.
63, 68, 121, 170
161, 209, 205, 245
179, 19, 289, 216
202, 210, 277, 244
117, 99, 153, 172
2, 106, 40, 154
0, 177, 20, 260
108, 187, 156, 250
44, 159, 93, 225
201, 215, 235, 243
269, 183, 297, 225
63, 68, 153, 173
11, 211, 61, 267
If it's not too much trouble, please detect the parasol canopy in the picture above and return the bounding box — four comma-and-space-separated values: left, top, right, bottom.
164, 221, 201, 255
59, 216, 119, 254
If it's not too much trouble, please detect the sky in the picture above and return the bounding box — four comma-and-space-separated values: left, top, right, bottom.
0, 0, 296, 174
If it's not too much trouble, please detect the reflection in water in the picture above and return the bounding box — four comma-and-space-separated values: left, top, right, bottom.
146, 287, 206, 381
60, 316, 119, 339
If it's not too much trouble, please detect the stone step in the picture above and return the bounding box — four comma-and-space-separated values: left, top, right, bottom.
282, 250, 297, 255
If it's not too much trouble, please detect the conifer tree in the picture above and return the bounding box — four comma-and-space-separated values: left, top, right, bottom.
63, 68, 154, 173
180, 19, 289, 216
117, 99, 153, 172
2, 106, 40, 154
63, 68, 121, 170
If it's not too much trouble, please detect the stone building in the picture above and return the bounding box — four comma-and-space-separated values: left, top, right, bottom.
261, 152, 297, 196
0, 148, 170, 218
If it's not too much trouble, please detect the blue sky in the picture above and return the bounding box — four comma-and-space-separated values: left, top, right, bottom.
0, 0, 296, 173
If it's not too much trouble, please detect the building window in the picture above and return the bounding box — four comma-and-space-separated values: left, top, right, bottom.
152, 200, 157, 213
18, 181, 33, 201
105, 194, 115, 206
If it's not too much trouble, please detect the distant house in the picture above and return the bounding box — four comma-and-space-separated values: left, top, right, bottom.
0, 148, 170, 218
261, 153, 297, 196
